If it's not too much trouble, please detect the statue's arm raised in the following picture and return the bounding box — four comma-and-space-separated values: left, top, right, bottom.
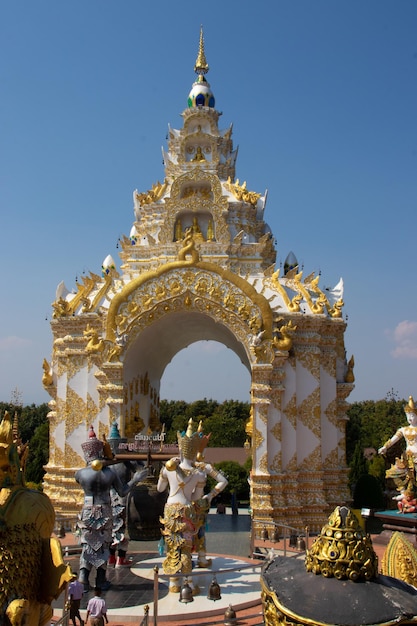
113, 465, 148, 497
378, 429, 403, 455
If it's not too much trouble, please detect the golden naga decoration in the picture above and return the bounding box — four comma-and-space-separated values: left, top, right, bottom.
345, 355, 355, 383
271, 267, 345, 318
84, 324, 104, 353
273, 319, 297, 351
51, 271, 108, 318
305, 505, 378, 581
42, 358, 53, 387
224, 176, 261, 206
51, 296, 70, 318
381, 531, 417, 587
135, 180, 167, 206
178, 228, 200, 263
330, 298, 344, 318
0, 411, 72, 625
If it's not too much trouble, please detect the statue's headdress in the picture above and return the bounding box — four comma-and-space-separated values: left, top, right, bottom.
81, 425, 104, 463
405, 396, 417, 416
108, 421, 127, 455
0, 411, 14, 469
197, 421, 210, 459
178, 418, 201, 461
0, 411, 24, 486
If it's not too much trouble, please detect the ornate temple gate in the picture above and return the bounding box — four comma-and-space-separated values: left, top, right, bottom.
42, 32, 353, 538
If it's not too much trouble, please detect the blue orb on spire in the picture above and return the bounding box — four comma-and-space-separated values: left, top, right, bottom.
188, 77, 215, 108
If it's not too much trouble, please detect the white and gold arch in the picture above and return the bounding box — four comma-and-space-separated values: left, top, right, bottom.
43, 29, 353, 533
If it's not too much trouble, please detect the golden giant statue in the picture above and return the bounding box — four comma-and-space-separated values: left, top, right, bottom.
0, 411, 71, 626
379, 395, 417, 503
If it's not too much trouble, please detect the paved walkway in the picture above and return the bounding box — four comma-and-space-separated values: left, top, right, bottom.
53, 508, 393, 626
54, 508, 266, 625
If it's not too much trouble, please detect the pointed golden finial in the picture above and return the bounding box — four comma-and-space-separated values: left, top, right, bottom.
194, 26, 209, 76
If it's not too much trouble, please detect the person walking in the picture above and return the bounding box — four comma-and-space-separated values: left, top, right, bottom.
86, 587, 108, 626
68, 572, 84, 626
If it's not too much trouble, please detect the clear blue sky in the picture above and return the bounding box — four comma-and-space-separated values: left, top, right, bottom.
1, 1, 417, 406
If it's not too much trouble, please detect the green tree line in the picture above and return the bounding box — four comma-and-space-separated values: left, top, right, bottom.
1, 394, 410, 505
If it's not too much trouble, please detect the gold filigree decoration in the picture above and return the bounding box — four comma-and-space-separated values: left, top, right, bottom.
296, 346, 320, 380
135, 180, 167, 206
259, 452, 269, 474
268, 386, 283, 413
160, 170, 229, 244
270, 451, 282, 473
53, 443, 66, 467
381, 531, 417, 587
65, 387, 87, 438
54, 397, 66, 425
324, 397, 339, 428
256, 403, 269, 425
253, 426, 264, 451
305, 505, 378, 581
285, 450, 298, 472
87, 392, 99, 425
106, 261, 273, 344
271, 420, 282, 442
298, 387, 321, 439
320, 349, 336, 378
323, 446, 339, 469
298, 444, 322, 472
224, 177, 261, 205
283, 394, 297, 429
65, 355, 87, 380
65, 441, 84, 468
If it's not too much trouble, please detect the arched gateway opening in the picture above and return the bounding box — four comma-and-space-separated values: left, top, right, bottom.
42, 33, 353, 541
160, 339, 251, 402
124, 315, 250, 430
120, 292, 252, 438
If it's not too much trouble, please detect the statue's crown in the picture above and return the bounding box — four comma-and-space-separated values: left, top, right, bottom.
81, 425, 104, 463
0, 411, 14, 465
405, 396, 417, 416
177, 418, 201, 460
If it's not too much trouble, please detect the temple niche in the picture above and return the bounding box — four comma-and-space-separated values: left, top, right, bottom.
42, 29, 354, 537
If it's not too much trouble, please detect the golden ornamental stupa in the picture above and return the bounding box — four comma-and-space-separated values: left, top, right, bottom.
42, 29, 354, 539
262, 506, 417, 626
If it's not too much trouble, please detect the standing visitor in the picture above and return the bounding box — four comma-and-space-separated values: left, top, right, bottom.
86, 587, 108, 626
68, 572, 84, 626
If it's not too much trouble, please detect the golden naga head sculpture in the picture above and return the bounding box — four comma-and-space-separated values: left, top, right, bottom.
305, 505, 378, 582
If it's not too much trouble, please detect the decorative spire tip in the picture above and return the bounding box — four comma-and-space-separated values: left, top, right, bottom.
194, 26, 209, 76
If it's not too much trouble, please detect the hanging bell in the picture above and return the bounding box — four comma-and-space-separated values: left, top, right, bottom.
297, 536, 306, 551
289, 533, 297, 547
271, 527, 280, 543
179, 580, 194, 603
207, 576, 221, 601
261, 526, 269, 541
224, 603, 237, 625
